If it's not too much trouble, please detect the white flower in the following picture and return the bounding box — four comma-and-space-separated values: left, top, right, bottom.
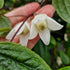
29, 14, 63, 45
6, 21, 30, 47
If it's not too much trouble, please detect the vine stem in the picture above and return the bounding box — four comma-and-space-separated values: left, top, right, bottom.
10, 0, 45, 42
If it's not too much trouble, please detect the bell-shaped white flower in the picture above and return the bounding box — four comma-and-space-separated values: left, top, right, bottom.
29, 14, 63, 45
6, 21, 30, 46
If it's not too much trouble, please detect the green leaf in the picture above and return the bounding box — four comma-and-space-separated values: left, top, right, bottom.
58, 66, 70, 70
59, 50, 70, 65
0, 0, 4, 9
0, 42, 51, 70
52, 0, 70, 23
33, 40, 51, 65
50, 36, 56, 46
65, 37, 70, 57
0, 15, 12, 37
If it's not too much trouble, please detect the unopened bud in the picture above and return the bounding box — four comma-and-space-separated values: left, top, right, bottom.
64, 33, 68, 42
57, 57, 62, 66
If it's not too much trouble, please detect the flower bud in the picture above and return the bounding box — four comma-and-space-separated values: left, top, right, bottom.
64, 33, 68, 42
57, 56, 62, 66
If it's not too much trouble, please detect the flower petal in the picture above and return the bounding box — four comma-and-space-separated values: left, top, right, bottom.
20, 33, 30, 47
6, 22, 23, 40
6, 21, 30, 40
29, 24, 38, 39
39, 28, 50, 45
32, 14, 47, 25
17, 21, 30, 35
46, 16, 63, 31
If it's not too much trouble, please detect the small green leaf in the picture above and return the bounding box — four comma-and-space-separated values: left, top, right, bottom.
52, 0, 70, 23
0, 42, 51, 70
65, 37, 70, 57
59, 50, 70, 65
58, 66, 70, 70
0, 0, 4, 9
33, 40, 51, 65
0, 15, 12, 37
50, 36, 56, 46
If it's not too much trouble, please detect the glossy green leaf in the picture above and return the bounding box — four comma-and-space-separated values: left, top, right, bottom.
0, 42, 51, 70
58, 66, 70, 70
52, 0, 70, 23
59, 50, 70, 65
0, 0, 4, 9
0, 16, 12, 37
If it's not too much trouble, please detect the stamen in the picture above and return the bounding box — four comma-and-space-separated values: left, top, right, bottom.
36, 21, 47, 30
22, 26, 29, 35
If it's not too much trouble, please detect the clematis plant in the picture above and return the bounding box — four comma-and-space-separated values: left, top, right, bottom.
6, 14, 63, 47
4, 0, 56, 48
29, 14, 63, 45
6, 21, 30, 46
